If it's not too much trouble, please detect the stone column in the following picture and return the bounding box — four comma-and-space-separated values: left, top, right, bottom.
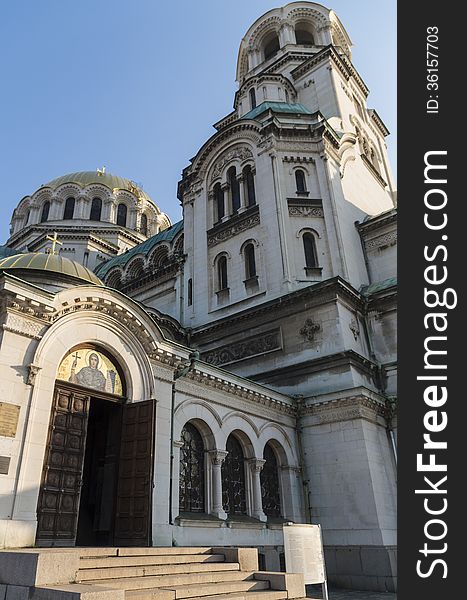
221, 183, 230, 222
238, 174, 247, 213
248, 458, 267, 522
209, 450, 228, 519
280, 464, 303, 522
76, 194, 89, 219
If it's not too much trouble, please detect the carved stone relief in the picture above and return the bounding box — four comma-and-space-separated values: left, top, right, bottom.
299, 318, 321, 343
202, 329, 281, 366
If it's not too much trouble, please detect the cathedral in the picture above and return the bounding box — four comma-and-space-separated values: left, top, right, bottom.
0, 2, 397, 593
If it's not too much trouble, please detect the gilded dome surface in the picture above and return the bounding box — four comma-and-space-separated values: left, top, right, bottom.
0, 252, 103, 285
42, 171, 157, 207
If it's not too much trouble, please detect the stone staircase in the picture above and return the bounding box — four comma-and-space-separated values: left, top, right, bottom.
0, 546, 306, 600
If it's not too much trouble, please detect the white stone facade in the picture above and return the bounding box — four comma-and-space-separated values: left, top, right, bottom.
0, 2, 397, 592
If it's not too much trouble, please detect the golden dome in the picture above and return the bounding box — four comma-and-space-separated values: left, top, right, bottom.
42, 171, 158, 208
0, 253, 102, 286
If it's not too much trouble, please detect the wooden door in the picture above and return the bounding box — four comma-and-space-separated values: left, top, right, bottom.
114, 399, 155, 546
36, 386, 90, 545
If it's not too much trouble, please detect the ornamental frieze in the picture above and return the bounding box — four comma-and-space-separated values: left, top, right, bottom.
202, 329, 281, 366
207, 211, 260, 247
289, 206, 324, 218
365, 231, 397, 251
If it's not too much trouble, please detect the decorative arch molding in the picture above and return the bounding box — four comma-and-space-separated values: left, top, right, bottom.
180, 123, 262, 197
297, 226, 321, 239
48, 286, 168, 351
105, 267, 124, 288
148, 244, 170, 268
125, 256, 145, 280
174, 399, 223, 440
239, 238, 260, 254
209, 145, 254, 184
258, 423, 296, 462
248, 15, 282, 49
220, 411, 262, 455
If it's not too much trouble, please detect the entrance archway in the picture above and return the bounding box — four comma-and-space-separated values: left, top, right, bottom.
35, 346, 155, 547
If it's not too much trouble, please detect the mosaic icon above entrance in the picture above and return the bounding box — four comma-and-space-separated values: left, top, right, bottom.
57, 348, 123, 396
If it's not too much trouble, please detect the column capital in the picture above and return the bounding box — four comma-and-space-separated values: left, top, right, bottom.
248, 458, 266, 473
209, 449, 228, 466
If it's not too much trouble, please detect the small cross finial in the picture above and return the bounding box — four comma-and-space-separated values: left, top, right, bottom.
46, 231, 63, 255
97, 166, 106, 176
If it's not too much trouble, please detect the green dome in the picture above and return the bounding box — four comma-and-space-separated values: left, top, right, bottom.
0, 253, 103, 286
42, 170, 156, 206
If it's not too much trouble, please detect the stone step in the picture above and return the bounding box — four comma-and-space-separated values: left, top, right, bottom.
77, 561, 239, 581
188, 593, 288, 600
161, 580, 270, 599
126, 590, 286, 600
79, 554, 226, 570
85, 570, 254, 591
78, 548, 213, 559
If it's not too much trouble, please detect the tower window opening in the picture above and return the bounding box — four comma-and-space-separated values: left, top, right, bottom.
24, 210, 30, 227
303, 232, 318, 269
187, 278, 193, 306
117, 203, 127, 227
63, 197, 75, 220
249, 87, 256, 110
217, 255, 228, 291
244, 243, 257, 279
214, 183, 224, 222
243, 165, 256, 206
263, 33, 280, 61
295, 27, 315, 46
295, 169, 307, 194
40, 201, 50, 223
227, 166, 240, 214
90, 197, 102, 221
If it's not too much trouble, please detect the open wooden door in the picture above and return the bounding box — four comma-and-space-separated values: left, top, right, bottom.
36, 386, 90, 546
114, 399, 156, 546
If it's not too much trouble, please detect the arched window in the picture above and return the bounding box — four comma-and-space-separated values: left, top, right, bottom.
40, 201, 50, 223
217, 255, 228, 291
227, 166, 240, 214
222, 435, 247, 516
295, 26, 315, 46
90, 197, 102, 221
249, 87, 256, 110
117, 203, 127, 227
214, 183, 224, 222
244, 243, 256, 279
243, 165, 256, 206
179, 422, 205, 513
24, 210, 30, 227
260, 443, 282, 517
295, 169, 307, 194
303, 232, 318, 268
264, 32, 280, 61
63, 197, 75, 220
140, 213, 148, 236
106, 271, 122, 290
187, 278, 193, 306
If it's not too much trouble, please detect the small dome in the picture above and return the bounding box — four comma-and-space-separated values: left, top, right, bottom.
0, 252, 103, 286
42, 171, 157, 208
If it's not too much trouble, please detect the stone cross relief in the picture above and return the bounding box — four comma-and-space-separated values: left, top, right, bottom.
299, 318, 321, 343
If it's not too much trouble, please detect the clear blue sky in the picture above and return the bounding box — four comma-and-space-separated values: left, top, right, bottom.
0, 0, 396, 244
